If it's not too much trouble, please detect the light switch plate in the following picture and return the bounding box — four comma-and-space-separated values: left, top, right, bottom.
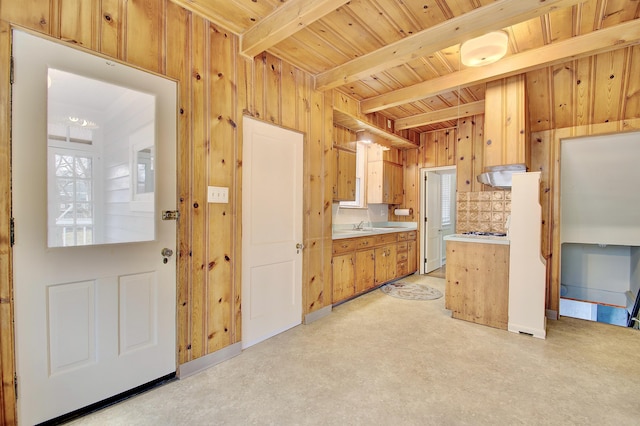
207, 186, 229, 203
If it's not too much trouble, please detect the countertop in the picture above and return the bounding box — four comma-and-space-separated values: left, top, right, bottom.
443, 234, 510, 245
332, 222, 417, 240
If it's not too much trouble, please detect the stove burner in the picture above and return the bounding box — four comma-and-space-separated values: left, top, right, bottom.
462, 231, 507, 237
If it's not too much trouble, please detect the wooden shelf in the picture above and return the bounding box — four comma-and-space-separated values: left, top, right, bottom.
333, 108, 418, 150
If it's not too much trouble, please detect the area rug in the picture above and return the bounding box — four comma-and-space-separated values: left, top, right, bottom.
380, 280, 443, 300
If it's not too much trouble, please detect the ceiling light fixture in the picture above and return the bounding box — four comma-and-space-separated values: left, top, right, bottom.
460, 31, 508, 67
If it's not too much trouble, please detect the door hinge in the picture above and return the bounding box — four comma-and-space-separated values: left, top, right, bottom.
424, 175, 428, 182
14, 373, 18, 397
10, 217, 15, 246
10, 57, 14, 85
162, 210, 180, 221
424, 216, 428, 222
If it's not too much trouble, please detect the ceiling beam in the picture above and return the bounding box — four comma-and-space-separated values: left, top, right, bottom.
314, 0, 583, 92
240, 0, 350, 58
361, 19, 640, 114
395, 101, 485, 131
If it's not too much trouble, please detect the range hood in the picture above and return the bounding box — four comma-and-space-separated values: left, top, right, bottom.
477, 164, 526, 189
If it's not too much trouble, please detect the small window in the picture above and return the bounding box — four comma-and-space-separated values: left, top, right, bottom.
441, 173, 452, 227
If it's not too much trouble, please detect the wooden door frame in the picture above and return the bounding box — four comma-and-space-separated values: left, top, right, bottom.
0, 20, 17, 424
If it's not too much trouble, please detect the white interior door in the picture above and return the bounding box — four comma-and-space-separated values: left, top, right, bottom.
425, 172, 442, 273
12, 30, 177, 425
242, 117, 303, 349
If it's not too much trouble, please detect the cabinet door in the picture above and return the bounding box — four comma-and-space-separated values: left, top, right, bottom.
332, 253, 355, 303
334, 148, 356, 201
367, 160, 384, 204
390, 162, 403, 204
374, 244, 397, 284
355, 249, 375, 293
407, 240, 417, 274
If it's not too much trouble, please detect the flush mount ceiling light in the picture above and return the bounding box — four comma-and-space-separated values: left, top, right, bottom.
460, 31, 508, 67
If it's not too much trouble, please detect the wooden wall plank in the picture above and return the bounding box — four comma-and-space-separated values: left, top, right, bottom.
206, 23, 236, 352
253, 53, 266, 120
471, 114, 485, 192
625, 46, 640, 119
306, 88, 327, 313
165, 0, 193, 365
553, 63, 575, 129
264, 52, 281, 124
281, 61, 297, 130
322, 90, 334, 313
0, 0, 51, 33
456, 117, 474, 192
0, 19, 16, 426
592, 50, 627, 125
99, 0, 123, 58
400, 148, 419, 222
59, 0, 95, 47
188, 14, 208, 361
124, 0, 164, 73
526, 68, 553, 133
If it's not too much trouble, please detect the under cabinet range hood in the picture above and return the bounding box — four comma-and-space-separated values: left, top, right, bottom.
477, 164, 527, 189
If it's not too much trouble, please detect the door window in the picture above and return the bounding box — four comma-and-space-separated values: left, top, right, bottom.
47, 68, 156, 247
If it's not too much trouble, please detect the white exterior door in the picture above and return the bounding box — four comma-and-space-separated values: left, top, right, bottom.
424, 171, 442, 273
242, 117, 303, 349
12, 30, 177, 425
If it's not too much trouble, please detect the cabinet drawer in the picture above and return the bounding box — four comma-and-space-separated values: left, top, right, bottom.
333, 239, 356, 255
397, 241, 408, 252
407, 231, 417, 240
397, 251, 408, 262
355, 236, 376, 250
373, 233, 397, 245
397, 232, 408, 241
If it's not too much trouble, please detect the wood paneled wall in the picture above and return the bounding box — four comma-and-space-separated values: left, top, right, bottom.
0, 1, 333, 421
399, 115, 485, 224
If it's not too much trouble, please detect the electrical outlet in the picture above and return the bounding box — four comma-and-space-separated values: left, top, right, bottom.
207, 186, 229, 203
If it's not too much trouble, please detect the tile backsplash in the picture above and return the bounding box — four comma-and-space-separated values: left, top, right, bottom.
456, 190, 511, 234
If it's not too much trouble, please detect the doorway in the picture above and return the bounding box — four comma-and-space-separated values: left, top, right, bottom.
12, 30, 178, 424
559, 131, 640, 327
420, 166, 456, 274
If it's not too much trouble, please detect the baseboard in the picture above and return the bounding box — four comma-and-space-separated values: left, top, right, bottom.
177, 342, 242, 379
508, 321, 546, 339
304, 305, 332, 324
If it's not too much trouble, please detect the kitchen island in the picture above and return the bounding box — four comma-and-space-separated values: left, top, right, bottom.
444, 234, 510, 330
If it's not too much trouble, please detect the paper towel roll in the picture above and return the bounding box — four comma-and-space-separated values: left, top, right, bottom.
394, 208, 411, 216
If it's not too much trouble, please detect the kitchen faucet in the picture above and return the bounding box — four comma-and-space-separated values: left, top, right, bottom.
353, 220, 365, 230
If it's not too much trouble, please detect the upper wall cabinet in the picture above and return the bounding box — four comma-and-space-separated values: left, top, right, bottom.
333, 146, 357, 201
367, 144, 403, 205
333, 124, 357, 202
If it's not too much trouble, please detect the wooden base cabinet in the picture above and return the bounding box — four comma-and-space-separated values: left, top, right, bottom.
445, 240, 510, 330
332, 230, 417, 304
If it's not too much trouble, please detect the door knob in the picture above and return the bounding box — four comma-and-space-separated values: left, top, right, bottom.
296, 243, 304, 254
161, 248, 174, 257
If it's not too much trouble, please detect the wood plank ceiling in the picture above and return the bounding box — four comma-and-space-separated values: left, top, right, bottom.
172, 0, 640, 134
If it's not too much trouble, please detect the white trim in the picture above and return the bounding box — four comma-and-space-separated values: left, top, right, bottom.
419, 166, 456, 275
